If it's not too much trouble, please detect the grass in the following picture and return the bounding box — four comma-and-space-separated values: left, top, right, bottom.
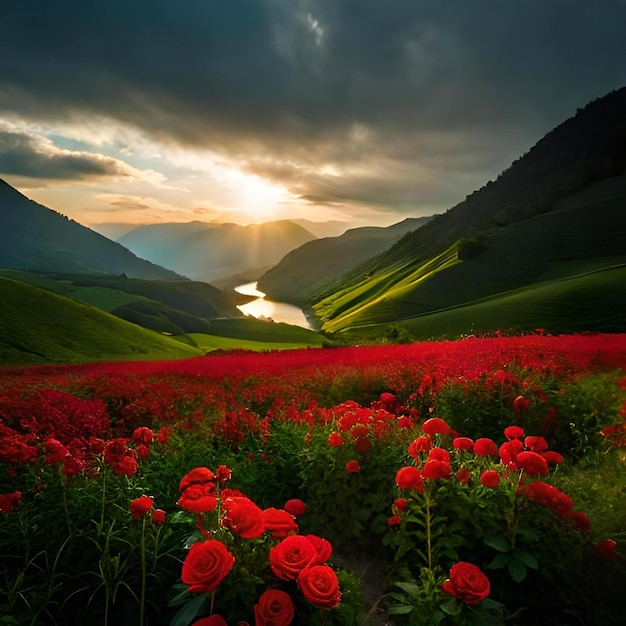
342, 265, 626, 341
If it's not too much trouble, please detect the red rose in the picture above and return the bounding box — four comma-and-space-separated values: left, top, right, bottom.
215, 464, 232, 486
542, 451, 564, 465
428, 447, 450, 463
328, 432, 343, 447
132, 427, 153, 445
181, 540, 235, 593
297, 565, 341, 609
393, 497, 407, 513
284, 499, 307, 517
151, 508, 166, 526
595, 539, 617, 561
512, 395, 529, 413
269, 535, 317, 581
155, 426, 173, 445
452, 437, 474, 451
306, 534, 332, 564
136, 444, 150, 460
345, 460, 360, 473
516, 451, 549, 477
408, 435, 431, 457
456, 467, 471, 485
473, 438, 498, 457
263, 508, 298, 540
253, 589, 295, 626
0, 491, 21, 514
524, 436, 549, 453
422, 417, 451, 435
222, 496, 265, 539
129, 495, 154, 519
499, 439, 524, 468
44, 438, 70, 464
504, 425, 525, 440
178, 483, 218, 513
387, 515, 402, 526
395, 466, 424, 491
179, 467, 215, 492
192, 615, 228, 626
480, 470, 500, 488
422, 459, 451, 480
442, 561, 490, 606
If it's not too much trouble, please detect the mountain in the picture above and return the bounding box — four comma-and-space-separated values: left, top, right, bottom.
290, 219, 349, 238
89, 222, 145, 239
305, 87, 626, 335
0, 276, 204, 365
117, 220, 317, 282
0, 179, 183, 280
257, 216, 434, 304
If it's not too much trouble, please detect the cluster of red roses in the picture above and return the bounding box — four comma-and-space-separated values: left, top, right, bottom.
176, 465, 341, 625
129, 494, 166, 526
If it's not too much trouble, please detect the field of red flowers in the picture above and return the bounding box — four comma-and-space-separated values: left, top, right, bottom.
1, 334, 626, 625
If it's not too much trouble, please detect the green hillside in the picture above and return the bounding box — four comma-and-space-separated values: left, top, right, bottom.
0, 277, 204, 365
349, 265, 626, 341
314, 178, 626, 333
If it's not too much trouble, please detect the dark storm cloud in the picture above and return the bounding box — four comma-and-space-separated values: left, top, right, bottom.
0, 130, 136, 180
1, 0, 626, 213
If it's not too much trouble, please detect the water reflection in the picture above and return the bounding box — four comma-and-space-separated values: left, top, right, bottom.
235, 282, 312, 329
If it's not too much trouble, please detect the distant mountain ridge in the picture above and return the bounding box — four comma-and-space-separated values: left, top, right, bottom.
257, 216, 434, 304
0, 179, 183, 280
117, 219, 317, 282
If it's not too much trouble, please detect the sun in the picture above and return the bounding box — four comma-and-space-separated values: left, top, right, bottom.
235, 173, 291, 222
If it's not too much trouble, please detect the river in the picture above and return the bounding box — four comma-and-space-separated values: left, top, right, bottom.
234, 282, 313, 329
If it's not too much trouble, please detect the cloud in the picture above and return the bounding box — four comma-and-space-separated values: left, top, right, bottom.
0, 128, 138, 181
2, 0, 626, 218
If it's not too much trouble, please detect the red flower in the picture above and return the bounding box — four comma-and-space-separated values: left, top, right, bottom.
456, 467, 471, 485
44, 438, 70, 464
395, 466, 424, 491
179, 467, 215, 492
513, 395, 529, 413
297, 565, 342, 609
524, 436, 549, 453
284, 499, 307, 517
480, 470, 500, 488
452, 437, 474, 452
345, 460, 360, 473
328, 432, 343, 447
178, 483, 218, 513
422, 417, 451, 435
473, 438, 498, 457
269, 535, 317, 581
428, 447, 450, 463
397, 416, 414, 429
192, 616, 228, 626
504, 425, 525, 440
0, 491, 21, 514
422, 459, 451, 480
254, 589, 295, 626
408, 436, 431, 459
387, 515, 402, 526
151, 508, 166, 526
222, 496, 265, 539
393, 497, 408, 513
516, 451, 549, 477
595, 539, 617, 561
263, 508, 298, 540
441, 562, 490, 606
521, 482, 573, 516
215, 464, 232, 486
129, 495, 154, 520
155, 426, 173, 445
181, 540, 235, 593
136, 444, 150, 460
499, 439, 524, 468
132, 427, 153, 445
306, 534, 333, 565
542, 450, 564, 465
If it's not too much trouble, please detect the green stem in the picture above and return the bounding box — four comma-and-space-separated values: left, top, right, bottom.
139, 517, 146, 626
425, 490, 433, 571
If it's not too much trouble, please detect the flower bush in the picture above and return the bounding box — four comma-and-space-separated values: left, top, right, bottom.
0, 334, 625, 624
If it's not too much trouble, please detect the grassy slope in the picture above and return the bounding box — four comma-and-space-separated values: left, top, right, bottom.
344, 265, 626, 340
0, 277, 205, 365
315, 185, 626, 333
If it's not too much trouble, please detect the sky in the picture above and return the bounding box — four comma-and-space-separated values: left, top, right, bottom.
1, 0, 626, 231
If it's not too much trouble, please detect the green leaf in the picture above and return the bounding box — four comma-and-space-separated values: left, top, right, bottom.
487, 552, 511, 569
440, 598, 462, 615
387, 604, 415, 615
508, 558, 528, 583
170, 592, 209, 626
394, 581, 421, 598
515, 550, 539, 569
483, 534, 510, 552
